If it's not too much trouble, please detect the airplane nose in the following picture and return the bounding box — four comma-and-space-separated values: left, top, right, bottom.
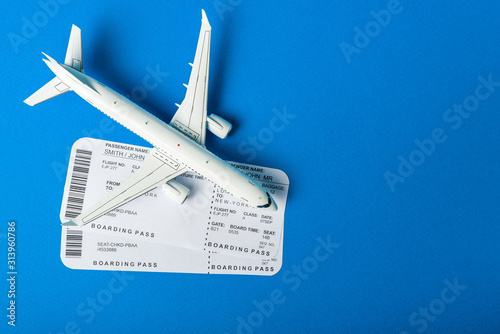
264, 193, 278, 211
267, 196, 278, 211
257, 192, 278, 211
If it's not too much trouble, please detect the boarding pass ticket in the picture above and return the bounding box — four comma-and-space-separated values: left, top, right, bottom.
59, 138, 289, 275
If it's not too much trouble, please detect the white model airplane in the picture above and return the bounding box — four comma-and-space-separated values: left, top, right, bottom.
25, 10, 277, 227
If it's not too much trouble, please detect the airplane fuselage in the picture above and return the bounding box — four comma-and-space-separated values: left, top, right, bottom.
44, 58, 275, 210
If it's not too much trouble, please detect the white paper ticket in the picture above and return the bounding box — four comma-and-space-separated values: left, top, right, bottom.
59, 138, 289, 275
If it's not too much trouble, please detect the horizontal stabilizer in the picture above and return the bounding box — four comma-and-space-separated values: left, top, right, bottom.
24, 77, 70, 106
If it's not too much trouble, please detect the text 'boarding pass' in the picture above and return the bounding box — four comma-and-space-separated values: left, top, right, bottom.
59, 138, 289, 275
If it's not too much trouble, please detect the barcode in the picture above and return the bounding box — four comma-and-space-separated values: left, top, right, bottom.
64, 149, 92, 219
65, 229, 83, 258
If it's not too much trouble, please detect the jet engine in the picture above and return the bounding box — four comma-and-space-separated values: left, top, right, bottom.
162, 180, 190, 204
206, 114, 232, 139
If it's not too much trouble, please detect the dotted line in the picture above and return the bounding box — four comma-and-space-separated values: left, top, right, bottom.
206, 183, 217, 274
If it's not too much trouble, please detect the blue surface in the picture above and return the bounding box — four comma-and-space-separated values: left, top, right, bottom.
2, 0, 500, 333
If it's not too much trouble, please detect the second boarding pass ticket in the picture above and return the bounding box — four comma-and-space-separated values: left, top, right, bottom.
59, 138, 289, 275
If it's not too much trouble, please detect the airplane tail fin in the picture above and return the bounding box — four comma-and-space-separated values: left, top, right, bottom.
24, 25, 83, 106
64, 25, 83, 72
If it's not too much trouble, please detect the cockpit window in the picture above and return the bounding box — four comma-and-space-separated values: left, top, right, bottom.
257, 192, 272, 208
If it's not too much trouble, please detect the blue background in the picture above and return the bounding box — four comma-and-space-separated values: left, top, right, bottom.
1, 0, 500, 333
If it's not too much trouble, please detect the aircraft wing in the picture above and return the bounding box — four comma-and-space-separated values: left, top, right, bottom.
62, 148, 187, 227
170, 9, 211, 146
